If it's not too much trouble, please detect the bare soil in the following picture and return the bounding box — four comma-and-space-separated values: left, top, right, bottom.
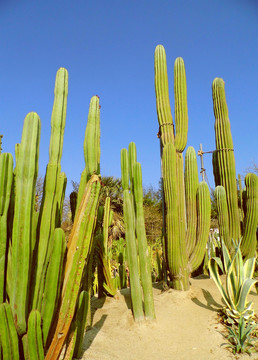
81, 276, 258, 360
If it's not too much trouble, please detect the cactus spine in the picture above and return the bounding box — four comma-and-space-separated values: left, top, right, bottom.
212, 78, 257, 257
155, 45, 211, 290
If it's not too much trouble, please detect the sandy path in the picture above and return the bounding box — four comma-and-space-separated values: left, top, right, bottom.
80, 276, 258, 360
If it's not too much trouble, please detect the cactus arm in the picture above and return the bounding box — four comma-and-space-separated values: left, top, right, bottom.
103, 196, 110, 255
128, 142, 137, 187
174, 57, 188, 152
11, 112, 41, 335
76, 96, 101, 214
73, 291, 90, 359
214, 186, 231, 248
0, 153, 13, 302
84, 96, 100, 177
54, 172, 67, 227
189, 181, 211, 272
133, 162, 156, 320
49, 68, 68, 165
0, 303, 19, 360
45, 175, 100, 359
212, 78, 240, 243
162, 143, 189, 289
184, 147, 199, 256
241, 173, 258, 258
154, 45, 174, 146
120, 148, 129, 191
27, 310, 44, 360
176, 152, 187, 264
123, 189, 144, 321
41, 228, 66, 346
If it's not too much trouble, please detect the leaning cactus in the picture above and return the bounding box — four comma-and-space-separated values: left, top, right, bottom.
154, 45, 211, 290
45, 175, 101, 359
212, 78, 258, 258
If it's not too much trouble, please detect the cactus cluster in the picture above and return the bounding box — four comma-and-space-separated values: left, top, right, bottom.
0, 69, 101, 359
154, 45, 211, 290
121, 142, 155, 321
212, 79, 258, 258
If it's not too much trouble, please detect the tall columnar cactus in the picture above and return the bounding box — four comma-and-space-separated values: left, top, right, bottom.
45, 174, 101, 359
212, 78, 240, 245
154, 45, 211, 290
10, 112, 41, 335
0, 153, 13, 302
0, 68, 104, 359
76, 96, 100, 213
212, 78, 257, 258
32, 67, 68, 311
121, 144, 155, 321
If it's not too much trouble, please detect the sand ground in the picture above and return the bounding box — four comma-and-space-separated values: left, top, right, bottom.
80, 276, 258, 360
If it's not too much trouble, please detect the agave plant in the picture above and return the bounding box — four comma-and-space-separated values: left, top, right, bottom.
208, 240, 257, 322
222, 316, 257, 355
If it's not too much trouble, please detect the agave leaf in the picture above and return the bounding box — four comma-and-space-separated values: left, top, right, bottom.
236, 278, 258, 313
225, 242, 242, 307
221, 241, 238, 302
221, 240, 232, 273
243, 257, 256, 280
212, 256, 224, 273
208, 258, 231, 309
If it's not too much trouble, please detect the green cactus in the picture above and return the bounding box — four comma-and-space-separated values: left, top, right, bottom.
214, 186, 230, 247
133, 162, 156, 320
27, 310, 44, 360
212, 78, 240, 246
212, 78, 257, 258
40, 228, 66, 346
32, 67, 68, 311
10, 112, 41, 335
123, 188, 144, 321
155, 45, 211, 290
73, 290, 90, 358
0, 303, 19, 360
241, 173, 258, 258
76, 96, 100, 214
45, 174, 101, 359
121, 145, 155, 321
0, 153, 13, 302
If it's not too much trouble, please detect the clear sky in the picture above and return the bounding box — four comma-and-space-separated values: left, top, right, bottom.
1, 0, 257, 195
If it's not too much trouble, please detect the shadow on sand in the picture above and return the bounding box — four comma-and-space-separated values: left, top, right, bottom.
191, 289, 224, 312
81, 314, 108, 355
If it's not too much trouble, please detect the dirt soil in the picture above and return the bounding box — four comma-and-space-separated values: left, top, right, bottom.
81, 276, 258, 360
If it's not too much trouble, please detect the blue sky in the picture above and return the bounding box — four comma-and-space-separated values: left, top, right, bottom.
1, 0, 257, 195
